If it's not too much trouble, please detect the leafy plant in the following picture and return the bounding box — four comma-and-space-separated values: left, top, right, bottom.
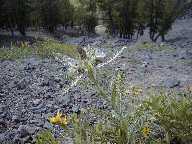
36, 45, 192, 144
0, 42, 33, 60
36, 131, 59, 144
143, 93, 192, 142
45, 46, 158, 144
35, 39, 78, 58
0, 39, 78, 60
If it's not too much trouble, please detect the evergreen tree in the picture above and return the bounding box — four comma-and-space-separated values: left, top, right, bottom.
0, 0, 187, 38
80, 0, 98, 33
146, 0, 183, 41
16, 0, 31, 35
97, 0, 118, 35
40, 0, 74, 33
0, 0, 17, 36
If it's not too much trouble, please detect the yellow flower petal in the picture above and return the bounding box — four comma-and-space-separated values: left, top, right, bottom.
49, 112, 69, 126
142, 127, 150, 137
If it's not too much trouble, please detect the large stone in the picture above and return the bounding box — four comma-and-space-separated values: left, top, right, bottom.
32, 99, 42, 106
0, 120, 7, 133
43, 121, 53, 129
72, 105, 80, 113
179, 49, 192, 60
24, 63, 36, 72
0, 133, 6, 143
0, 105, 6, 115
17, 125, 38, 138
55, 95, 70, 105
12, 115, 21, 123
164, 78, 180, 88
30, 119, 44, 127
95, 25, 107, 36
16, 77, 31, 90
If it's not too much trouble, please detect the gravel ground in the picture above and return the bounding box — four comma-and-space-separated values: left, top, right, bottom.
0, 14, 192, 143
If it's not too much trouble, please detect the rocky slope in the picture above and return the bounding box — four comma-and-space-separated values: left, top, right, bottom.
0, 16, 192, 144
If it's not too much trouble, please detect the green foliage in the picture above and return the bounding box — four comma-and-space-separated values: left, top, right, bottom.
71, 0, 98, 33
0, 43, 33, 60
0, 40, 78, 60
144, 93, 192, 141
36, 44, 192, 144
97, 0, 184, 40
35, 39, 78, 58
83, 14, 98, 33
0, 0, 31, 35
0, 0, 74, 34
0, 0, 189, 37
36, 131, 59, 144
144, 0, 183, 41
60, 69, 155, 143
40, 0, 74, 33
132, 42, 176, 53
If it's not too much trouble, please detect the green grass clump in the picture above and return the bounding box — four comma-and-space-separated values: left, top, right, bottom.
131, 42, 175, 53
36, 131, 59, 144
143, 92, 192, 143
35, 39, 78, 59
0, 45, 33, 60
0, 39, 78, 60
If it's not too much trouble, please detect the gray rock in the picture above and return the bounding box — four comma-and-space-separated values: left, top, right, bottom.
72, 105, 80, 113
12, 115, 21, 123
55, 95, 70, 105
24, 63, 36, 72
14, 135, 32, 144
33, 99, 42, 106
0, 105, 6, 115
0, 133, 5, 143
30, 119, 44, 127
179, 49, 192, 60
0, 120, 7, 133
17, 125, 38, 138
30, 103, 44, 111
164, 78, 180, 88
0, 130, 17, 143
17, 125, 30, 138
43, 121, 53, 129
40, 80, 50, 87
17, 79, 30, 90
46, 101, 54, 108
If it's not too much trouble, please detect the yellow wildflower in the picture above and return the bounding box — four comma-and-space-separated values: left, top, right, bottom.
49, 111, 62, 124
61, 115, 68, 125
142, 127, 150, 137
132, 86, 143, 96
49, 111, 69, 126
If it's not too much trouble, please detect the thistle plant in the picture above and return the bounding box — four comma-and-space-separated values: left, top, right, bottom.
36, 44, 192, 144
49, 45, 156, 144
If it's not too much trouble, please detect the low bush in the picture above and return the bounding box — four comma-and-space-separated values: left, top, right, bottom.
143, 92, 192, 143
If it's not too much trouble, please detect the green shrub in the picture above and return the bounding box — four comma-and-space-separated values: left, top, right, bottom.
36, 131, 59, 144
0, 39, 78, 60
35, 39, 78, 58
0, 43, 33, 60
143, 92, 192, 142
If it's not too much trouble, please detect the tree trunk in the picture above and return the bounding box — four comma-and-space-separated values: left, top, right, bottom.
18, 25, 26, 36
161, 34, 165, 42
